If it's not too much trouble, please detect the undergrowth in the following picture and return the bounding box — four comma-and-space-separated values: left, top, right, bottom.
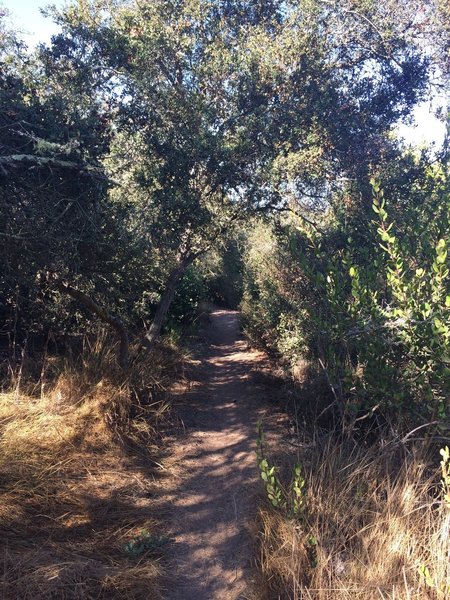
257, 423, 450, 599
0, 330, 183, 600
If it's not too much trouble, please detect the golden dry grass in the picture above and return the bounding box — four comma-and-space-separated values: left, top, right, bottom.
258, 435, 450, 600
0, 333, 183, 600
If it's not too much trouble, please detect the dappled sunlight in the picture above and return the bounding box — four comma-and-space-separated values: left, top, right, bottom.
160, 309, 281, 599
0, 345, 181, 599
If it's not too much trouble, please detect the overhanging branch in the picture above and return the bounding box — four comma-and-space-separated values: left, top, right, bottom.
53, 277, 129, 369
0, 154, 119, 184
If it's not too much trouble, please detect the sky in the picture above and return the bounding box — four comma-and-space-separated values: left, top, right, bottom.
1, 0, 62, 46
1, 0, 447, 150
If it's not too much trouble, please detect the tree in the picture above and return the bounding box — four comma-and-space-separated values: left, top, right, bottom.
4, 0, 444, 353
0, 11, 133, 367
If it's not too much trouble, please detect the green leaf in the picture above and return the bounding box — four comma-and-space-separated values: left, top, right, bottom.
436, 239, 446, 252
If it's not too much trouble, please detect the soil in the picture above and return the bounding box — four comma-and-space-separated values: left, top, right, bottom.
160, 308, 287, 600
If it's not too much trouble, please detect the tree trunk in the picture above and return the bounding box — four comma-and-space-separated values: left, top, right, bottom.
144, 253, 195, 351
54, 279, 129, 369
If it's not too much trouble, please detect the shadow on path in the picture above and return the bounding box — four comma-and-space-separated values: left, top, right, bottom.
161, 309, 280, 600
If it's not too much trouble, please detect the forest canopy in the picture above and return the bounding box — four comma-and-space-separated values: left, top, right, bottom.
1, 0, 449, 423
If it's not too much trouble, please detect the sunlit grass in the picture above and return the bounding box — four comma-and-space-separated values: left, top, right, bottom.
258, 434, 450, 599
0, 333, 181, 599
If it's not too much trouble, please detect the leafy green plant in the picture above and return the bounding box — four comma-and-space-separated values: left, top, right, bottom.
291, 464, 307, 516
123, 530, 170, 558
256, 422, 286, 509
242, 167, 450, 428
418, 561, 450, 595
440, 446, 450, 508
417, 446, 450, 595
372, 181, 450, 421
256, 422, 307, 518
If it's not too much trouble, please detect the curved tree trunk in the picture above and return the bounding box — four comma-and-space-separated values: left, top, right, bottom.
54, 279, 129, 369
144, 253, 195, 351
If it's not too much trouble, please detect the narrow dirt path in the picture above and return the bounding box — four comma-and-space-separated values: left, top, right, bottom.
160, 309, 284, 600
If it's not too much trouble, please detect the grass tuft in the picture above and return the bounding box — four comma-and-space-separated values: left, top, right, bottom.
0, 331, 182, 599
258, 433, 450, 599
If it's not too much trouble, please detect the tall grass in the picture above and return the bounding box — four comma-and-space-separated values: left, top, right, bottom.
0, 331, 181, 599
257, 431, 450, 599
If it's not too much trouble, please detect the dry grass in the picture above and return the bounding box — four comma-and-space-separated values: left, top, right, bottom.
258, 434, 450, 600
0, 332, 183, 600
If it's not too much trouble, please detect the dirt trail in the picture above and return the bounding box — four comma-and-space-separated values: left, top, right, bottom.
161, 309, 283, 600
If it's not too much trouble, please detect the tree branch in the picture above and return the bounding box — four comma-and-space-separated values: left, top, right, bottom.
53, 278, 129, 369
0, 154, 118, 184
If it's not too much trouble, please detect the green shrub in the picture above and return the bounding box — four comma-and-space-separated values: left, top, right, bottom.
241, 168, 450, 428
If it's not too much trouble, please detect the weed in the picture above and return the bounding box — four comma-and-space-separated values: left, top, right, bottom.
440, 446, 450, 507
124, 530, 171, 557
0, 331, 181, 599
417, 446, 450, 597
258, 432, 450, 599
256, 421, 307, 519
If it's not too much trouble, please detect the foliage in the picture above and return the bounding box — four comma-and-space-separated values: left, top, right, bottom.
0, 10, 148, 369
2, 3, 449, 598
440, 446, 450, 508
368, 181, 450, 421
167, 264, 209, 325
256, 422, 285, 509
2, 0, 447, 363
417, 446, 450, 597
199, 238, 244, 309
256, 421, 307, 518
124, 530, 170, 558
242, 158, 450, 427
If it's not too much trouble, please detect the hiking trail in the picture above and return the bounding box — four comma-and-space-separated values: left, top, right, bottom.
160, 308, 286, 600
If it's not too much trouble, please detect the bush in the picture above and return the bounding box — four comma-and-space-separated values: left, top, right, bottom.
241, 169, 450, 428
166, 264, 209, 326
